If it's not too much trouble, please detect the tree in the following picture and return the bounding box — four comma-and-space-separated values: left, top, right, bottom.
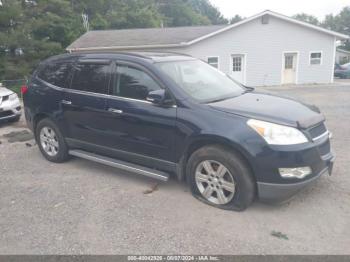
293, 13, 320, 25
187, 0, 228, 24
1, 0, 231, 80
0, 0, 83, 80
230, 15, 243, 24
323, 7, 350, 50
157, 0, 210, 27
293, 8, 350, 50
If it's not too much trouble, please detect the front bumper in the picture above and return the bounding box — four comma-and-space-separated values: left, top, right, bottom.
257, 154, 334, 202
243, 125, 335, 203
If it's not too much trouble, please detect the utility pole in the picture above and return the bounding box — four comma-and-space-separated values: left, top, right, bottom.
82, 13, 89, 32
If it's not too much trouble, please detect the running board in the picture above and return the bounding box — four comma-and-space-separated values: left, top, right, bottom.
69, 149, 169, 182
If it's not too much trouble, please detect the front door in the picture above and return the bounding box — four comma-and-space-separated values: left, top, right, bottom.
103, 62, 177, 170
230, 54, 245, 84
283, 52, 298, 84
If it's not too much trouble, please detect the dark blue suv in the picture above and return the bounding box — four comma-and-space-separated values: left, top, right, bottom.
23, 52, 334, 210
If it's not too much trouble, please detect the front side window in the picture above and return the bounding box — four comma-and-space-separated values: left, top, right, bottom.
207, 57, 219, 69
113, 65, 162, 100
155, 59, 245, 103
310, 52, 322, 65
37, 62, 71, 88
70, 63, 110, 94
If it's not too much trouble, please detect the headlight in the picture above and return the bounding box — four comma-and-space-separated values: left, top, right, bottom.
9, 93, 18, 101
247, 119, 308, 145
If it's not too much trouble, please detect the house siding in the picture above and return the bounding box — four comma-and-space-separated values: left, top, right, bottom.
160, 16, 335, 86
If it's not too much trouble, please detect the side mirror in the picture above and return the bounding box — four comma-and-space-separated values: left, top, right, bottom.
146, 89, 173, 106
146, 89, 165, 104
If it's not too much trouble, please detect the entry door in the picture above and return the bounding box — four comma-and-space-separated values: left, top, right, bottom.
103, 62, 177, 169
230, 54, 245, 84
283, 53, 297, 84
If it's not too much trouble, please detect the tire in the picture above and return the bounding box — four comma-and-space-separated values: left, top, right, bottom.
35, 118, 69, 163
187, 145, 256, 211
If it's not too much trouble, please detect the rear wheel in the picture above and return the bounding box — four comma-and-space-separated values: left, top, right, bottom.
36, 118, 69, 163
187, 145, 256, 211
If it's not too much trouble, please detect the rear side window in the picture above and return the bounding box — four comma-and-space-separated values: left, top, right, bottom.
70, 63, 110, 94
113, 65, 162, 100
37, 62, 71, 88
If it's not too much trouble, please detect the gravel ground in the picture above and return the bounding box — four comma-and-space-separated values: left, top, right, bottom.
0, 84, 350, 255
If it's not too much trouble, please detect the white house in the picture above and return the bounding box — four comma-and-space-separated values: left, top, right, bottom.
336, 48, 350, 64
67, 10, 349, 86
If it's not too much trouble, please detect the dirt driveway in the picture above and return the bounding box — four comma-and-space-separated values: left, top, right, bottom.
0, 84, 349, 254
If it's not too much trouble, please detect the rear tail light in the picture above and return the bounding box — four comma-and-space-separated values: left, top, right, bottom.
21, 85, 28, 95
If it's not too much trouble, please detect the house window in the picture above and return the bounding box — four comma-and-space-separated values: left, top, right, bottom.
207, 57, 219, 68
310, 52, 322, 65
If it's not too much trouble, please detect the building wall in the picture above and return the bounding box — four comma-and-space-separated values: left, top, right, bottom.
160, 16, 336, 86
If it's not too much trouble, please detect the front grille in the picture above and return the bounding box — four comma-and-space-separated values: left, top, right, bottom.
0, 95, 8, 105
318, 140, 331, 156
0, 110, 14, 118
309, 123, 327, 139
307, 122, 331, 157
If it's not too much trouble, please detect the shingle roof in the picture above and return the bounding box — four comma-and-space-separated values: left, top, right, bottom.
67, 25, 228, 51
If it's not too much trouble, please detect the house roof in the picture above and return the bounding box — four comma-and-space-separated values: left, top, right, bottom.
66, 25, 227, 51
67, 10, 349, 52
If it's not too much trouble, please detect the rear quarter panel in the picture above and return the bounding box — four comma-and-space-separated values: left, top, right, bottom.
24, 78, 64, 134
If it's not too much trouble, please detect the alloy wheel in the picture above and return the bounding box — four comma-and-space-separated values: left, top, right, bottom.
195, 160, 236, 205
40, 127, 59, 157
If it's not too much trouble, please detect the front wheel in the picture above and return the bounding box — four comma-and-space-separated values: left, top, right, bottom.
36, 118, 69, 163
187, 145, 256, 211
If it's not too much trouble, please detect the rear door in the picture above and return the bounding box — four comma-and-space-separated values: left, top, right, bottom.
103, 61, 177, 169
62, 59, 112, 147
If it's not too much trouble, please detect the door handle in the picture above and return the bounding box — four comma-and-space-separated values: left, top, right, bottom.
61, 100, 72, 105
108, 108, 123, 114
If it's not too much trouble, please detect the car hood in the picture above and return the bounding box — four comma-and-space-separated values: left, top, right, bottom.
208, 92, 324, 129
0, 87, 13, 96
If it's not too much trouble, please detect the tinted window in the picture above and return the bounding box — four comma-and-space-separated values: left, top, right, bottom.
113, 65, 161, 100
71, 63, 110, 94
37, 62, 71, 88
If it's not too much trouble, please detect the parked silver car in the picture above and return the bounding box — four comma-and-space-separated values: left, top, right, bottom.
0, 83, 21, 122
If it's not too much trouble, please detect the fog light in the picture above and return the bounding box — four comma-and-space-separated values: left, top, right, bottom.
279, 167, 312, 179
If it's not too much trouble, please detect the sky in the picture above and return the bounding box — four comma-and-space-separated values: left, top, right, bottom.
208, 0, 349, 21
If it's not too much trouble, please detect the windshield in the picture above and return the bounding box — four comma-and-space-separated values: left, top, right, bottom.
155, 59, 245, 103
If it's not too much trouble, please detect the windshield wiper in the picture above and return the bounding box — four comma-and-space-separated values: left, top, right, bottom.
242, 86, 254, 93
